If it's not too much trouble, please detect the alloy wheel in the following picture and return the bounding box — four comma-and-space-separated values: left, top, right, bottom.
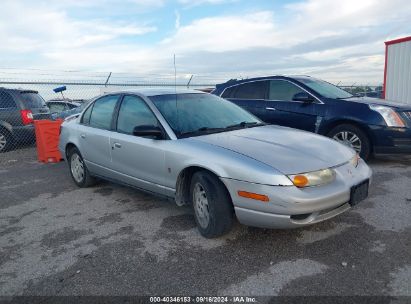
193, 182, 210, 229
333, 131, 362, 153
0, 133, 7, 152
70, 153, 85, 183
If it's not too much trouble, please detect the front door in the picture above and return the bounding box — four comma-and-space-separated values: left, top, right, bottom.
109, 95, 167, 194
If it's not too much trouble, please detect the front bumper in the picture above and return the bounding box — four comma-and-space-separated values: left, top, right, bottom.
221, 159, 372, 229
369, 125, 411, 154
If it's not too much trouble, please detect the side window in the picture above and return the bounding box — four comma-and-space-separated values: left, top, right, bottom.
89, 95, 119, 130
269, 80, 305, 101
233, 81, 267, 99
81, 104, 93, 125
221, 86, 237, 98
117, 95, 158, 135
0, 92, 17, 108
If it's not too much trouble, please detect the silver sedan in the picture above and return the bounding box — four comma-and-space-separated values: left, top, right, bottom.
59, 89, 372, 238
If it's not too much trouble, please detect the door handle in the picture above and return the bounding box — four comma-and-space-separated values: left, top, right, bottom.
266, 107, 276, 111
113, 143, 122, 149
80, 134, 86, 139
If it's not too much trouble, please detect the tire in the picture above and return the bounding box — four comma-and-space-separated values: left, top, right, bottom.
327, 124, 371, 160
0, 128, 13, 153
190, 171, 234, 238
67, 147, 96, 187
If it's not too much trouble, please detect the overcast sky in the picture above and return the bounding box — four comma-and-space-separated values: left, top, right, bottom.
1, 0, 411, 85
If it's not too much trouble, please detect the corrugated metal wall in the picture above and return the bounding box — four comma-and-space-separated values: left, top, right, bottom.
385, 40, 411, 105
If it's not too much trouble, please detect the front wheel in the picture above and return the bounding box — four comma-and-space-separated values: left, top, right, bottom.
190, 171, 234, 238
327, 124, 371, 160
68, 147, 96, 187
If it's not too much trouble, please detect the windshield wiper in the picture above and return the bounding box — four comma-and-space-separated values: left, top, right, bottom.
336, 95, 357, 99
178, 122, 266, 138
225, 121, 266, 129
179, 127, 227, 138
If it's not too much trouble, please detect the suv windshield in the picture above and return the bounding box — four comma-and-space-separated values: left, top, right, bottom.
296, 78, 353, 99
150, 93, 263, 138
20, 92, 47, 108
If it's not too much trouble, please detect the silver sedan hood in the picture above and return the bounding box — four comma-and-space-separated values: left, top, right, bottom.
191, 125, 354, 175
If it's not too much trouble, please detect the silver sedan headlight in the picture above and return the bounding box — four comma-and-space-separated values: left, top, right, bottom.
369, 104, 405, 127
288, 168, 336, 188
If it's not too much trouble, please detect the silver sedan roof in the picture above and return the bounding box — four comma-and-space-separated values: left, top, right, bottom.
107, 88, 204, 97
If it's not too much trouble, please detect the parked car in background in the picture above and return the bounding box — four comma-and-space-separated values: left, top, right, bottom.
213, 76, 411, 159
52, 99, 92, 120
46, 99, 81, 116
0, 88, 50, 152
356, 91, 384, 99
59, 89, 371, 238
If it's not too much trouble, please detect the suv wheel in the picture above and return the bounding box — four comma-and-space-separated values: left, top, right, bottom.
190, 171, 234, 238
327, 124, 371, 160
0, 129, 12, 153
68, 147, 96, 187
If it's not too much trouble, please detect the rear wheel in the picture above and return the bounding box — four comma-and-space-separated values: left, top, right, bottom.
0, 129, 13, 153
327, 124, 371, 160
190, 171, 234, 238
68, 147, 96, 187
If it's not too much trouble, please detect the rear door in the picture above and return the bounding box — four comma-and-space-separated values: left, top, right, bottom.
221, 81, 268, 118
77, 94, 120, 177
109, 95, 167, 193
263, 80, 324, 132
17, 91, 50, 120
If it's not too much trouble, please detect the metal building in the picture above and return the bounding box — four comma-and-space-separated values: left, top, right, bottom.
383, 36, 411, 104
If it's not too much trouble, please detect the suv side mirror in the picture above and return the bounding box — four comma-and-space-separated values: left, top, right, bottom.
292, 92, 315, 103
133, 125, 164, 139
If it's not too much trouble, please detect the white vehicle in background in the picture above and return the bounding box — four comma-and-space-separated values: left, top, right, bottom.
46, 99, 81, 116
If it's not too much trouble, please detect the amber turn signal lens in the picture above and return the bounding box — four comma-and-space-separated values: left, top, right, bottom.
392, 111, 405, 127
238, 191, 269, 202
292, 175, 309, 188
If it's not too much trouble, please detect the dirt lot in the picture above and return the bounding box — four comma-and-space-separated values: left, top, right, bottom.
0, 148, 410, 300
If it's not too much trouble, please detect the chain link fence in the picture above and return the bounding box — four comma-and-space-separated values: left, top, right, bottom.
0, 74, 383, 161
338, 85, 383, 98
0, 75, 216, 160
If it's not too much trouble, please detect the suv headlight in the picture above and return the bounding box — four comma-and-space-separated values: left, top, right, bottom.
288, 168, 336, 188
369, 105, 405, 127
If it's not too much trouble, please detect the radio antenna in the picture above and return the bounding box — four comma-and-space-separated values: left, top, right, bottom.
174, 54, 180, 134
174, 54, 177, 90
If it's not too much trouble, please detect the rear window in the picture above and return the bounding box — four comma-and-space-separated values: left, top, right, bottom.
233, 81, 267, 99
19, 92, 47, 109
0, 91, 16, 108
221, 86, 237, 98
89, 95, 119, 130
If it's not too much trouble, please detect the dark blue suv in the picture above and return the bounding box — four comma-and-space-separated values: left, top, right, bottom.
213, 76, 411, 159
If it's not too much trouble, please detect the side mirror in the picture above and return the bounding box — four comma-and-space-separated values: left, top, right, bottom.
133, 125, 164, 139
292, 92, 315, 103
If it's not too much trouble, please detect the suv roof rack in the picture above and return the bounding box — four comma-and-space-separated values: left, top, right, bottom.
18, 90, 39, 94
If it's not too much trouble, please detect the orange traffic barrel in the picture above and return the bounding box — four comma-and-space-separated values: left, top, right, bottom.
34, 119, 64, 163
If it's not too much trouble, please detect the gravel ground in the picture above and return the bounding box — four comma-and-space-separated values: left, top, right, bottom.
0, 148, 410, 301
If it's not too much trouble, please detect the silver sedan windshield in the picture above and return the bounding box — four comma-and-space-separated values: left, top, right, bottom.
150, 93, 263, 138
